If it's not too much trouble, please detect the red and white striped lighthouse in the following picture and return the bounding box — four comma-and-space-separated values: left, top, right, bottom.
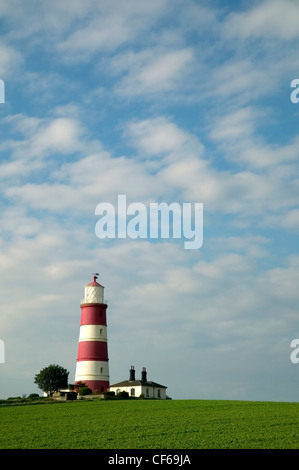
75, 275, 109, 393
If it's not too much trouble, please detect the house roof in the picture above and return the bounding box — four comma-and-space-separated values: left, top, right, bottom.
110, 380, 167, 389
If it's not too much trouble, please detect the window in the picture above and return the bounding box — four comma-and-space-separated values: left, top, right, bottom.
130, 388, 135, 397
99, 329, 103, 335
146, 388, 149, 397
100, 367, 103, 373
158, 389, 161, 398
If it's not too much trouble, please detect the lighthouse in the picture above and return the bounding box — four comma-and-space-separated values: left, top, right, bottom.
74, 275, 110, 393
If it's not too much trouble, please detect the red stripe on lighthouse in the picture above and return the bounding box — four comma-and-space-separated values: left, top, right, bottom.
80, 305, 107, 325
77, 341, 108, 361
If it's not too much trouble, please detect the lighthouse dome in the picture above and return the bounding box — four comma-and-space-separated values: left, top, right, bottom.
81, 275, 105, 304
87, 275, 104, 287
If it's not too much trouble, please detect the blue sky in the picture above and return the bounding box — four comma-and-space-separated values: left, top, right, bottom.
0, 0, 299, 401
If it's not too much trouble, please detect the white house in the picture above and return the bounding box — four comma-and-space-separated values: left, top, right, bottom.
109, 366, 167, 399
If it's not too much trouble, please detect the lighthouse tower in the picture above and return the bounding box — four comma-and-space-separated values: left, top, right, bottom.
75, 275, 110, 393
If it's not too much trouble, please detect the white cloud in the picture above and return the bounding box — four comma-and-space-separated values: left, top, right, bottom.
211, 59, 271, 101
3, 111, 299, 234
209, 107, 259, 143
0, 114, 97, 182
127, 119, 288, 216
4, 150, 166, 213
223, 0, 299, 41
113, 47, 194, 96
5, 183, 79, 212
123, 116, 299, 221
124, 116, 202, 157
0, 159, 43, 179
0, 43, 22, 76
0, 0, 93, 40
283, 209, 299, 231
33, 118, 84, 154
0, 114, 87, 158
209, 106, 299, 169
57, 0, 170, 59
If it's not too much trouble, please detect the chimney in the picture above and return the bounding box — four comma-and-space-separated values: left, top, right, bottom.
129, 365, 135, 381
141, 367, 147, 382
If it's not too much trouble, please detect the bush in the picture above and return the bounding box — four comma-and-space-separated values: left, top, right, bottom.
66, 392, 78, 401
116, 391, 129, 399
28, 394, 40, 399
102, 391, 115, 399
78, 387, 92, 396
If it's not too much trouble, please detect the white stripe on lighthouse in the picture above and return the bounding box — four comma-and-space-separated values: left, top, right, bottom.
78, 325, 107, 341
75, 360, 109, 381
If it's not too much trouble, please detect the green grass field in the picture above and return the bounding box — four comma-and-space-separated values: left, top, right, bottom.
1, 399, 299, 449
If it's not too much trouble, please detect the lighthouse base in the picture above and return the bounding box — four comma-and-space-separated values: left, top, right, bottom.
75, 360, 109, 394
75, 380, 109, 394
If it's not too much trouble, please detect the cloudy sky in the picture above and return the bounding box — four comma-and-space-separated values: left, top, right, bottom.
1, 0, 299, 401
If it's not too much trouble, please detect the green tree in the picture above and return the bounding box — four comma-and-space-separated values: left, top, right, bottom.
34, 364, 69, 396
